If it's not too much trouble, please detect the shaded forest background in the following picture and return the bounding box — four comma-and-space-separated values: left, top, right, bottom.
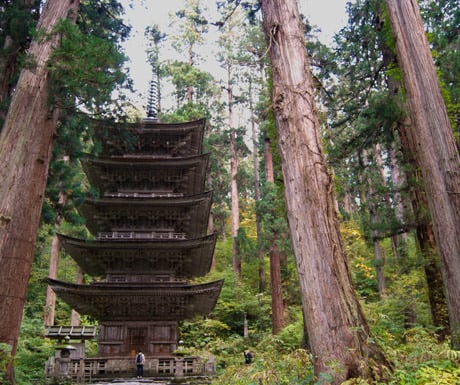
0, 0, 459, 384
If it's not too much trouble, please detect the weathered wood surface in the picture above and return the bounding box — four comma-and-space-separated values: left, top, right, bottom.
385, 0, 460, 348
260, 0, 390, 382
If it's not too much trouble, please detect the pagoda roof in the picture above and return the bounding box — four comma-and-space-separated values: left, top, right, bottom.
79, 192, 212, 239
92, 118, 206, 157
45, 325, 97, 340
81, 154, 209, 196
47, 278, 224, 322
57, 233, 217, 278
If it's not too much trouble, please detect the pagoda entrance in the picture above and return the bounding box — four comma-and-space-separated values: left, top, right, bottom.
127, 325, 147, 354
45, 118, 222, 382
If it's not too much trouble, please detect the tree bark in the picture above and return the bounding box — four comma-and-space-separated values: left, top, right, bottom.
227, 64, 241, 282
377, 17, 449, 337
249, 79, 265, 292
260, 0, 390, 381
70, 268, 84, 326
363, 147, 386, 296
44, 235, 60, 327
397, 115, 450, 339
385, 0, 460, 348
0, 0, 80, 382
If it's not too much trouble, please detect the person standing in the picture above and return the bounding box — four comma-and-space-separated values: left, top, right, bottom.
135, 350, 145, 378
243, 350, 252, 364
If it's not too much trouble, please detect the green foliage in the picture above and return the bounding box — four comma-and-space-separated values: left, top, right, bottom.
180, 319, 231, 352
366, 272, 432, 344
170, 0, 208, 55
164, 61, 215, 105
341, 220, 379, 300
0, 0, 40, 127
211, 346, 315, 385
382, 328, 460, 385
48, 19, 128, 112
15, 318, 54, 385
0, 343, 12, 384
202, 268, 266, 335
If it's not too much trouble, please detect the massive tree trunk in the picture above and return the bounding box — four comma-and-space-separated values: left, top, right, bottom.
397, 112, 450, 339
0, 0, 80, 382
385, 0, 460, 348
377, 12, 449, 338
260, 0, 389, 381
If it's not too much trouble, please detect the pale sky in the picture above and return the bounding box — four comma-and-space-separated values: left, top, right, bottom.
119, 0, 351, 109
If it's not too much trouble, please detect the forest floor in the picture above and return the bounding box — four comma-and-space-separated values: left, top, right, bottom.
93, 379, 169, 384
91, 377, 211, 385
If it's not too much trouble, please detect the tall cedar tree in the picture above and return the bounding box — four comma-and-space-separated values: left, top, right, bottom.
260, 0, 390, 382
0, 1, 80, 382
385, 0, 460, 349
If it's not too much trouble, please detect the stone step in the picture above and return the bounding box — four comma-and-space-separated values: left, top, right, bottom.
91, 376, 213, 385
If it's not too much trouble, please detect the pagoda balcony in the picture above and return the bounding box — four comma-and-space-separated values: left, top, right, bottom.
103, 191, 184, 199
47, 278, 224, 322
82, 153, 209, 196
79, 192, 212, 239
45, 354, 216, 382
97, 231, 187, 240
57, 233, 217, 279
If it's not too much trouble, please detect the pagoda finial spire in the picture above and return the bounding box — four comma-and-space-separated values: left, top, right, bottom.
146, 75, 159, 120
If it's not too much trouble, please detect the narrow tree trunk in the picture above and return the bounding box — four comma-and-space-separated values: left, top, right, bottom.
363, 147, 386, 296
388, 144, 409, 266
0, 1, 80, 382
186, 45, 194, 102
385, 0, 460, 348
375, 144, 400, 261
373, 241, 386, 294
264, 138, 285, 334
249, 79, 265, 292
206, 171, 217, 270
70, 268, 84, 326
44, 235, 60, 327
227, 65, 241, 282
260, 0, 389, 381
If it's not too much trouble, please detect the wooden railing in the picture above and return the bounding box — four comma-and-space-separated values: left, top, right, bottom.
45, 355, 215, 383
98, 231, 187, 240
104, 192, 184, 198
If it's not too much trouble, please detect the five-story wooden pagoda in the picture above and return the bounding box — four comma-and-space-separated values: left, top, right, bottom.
46, 117, 222, 380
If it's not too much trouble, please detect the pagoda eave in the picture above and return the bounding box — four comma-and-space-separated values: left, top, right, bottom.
47, 278, 223, 322
81, 153, 209, 196
79, 192, 212, 237
57, 233, 217, 278
92, 118, 206, 157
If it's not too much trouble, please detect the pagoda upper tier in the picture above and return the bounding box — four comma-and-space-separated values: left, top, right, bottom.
57, 233, 217, 279
79, 192, 212, 240
47, 278, 224, 322
81, 154, 209, 196
92, 118, 206, 157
